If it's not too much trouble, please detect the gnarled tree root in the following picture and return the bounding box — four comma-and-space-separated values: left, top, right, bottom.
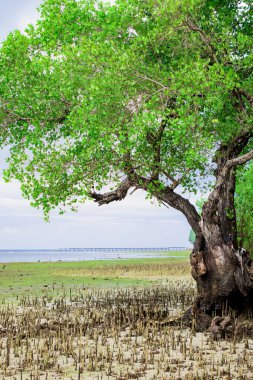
159, 307, 212, 332
159, 305, 253, 341
210, 316, 253, 341
209, 315, 233, 339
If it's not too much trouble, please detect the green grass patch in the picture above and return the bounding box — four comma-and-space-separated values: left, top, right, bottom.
0, 254, 190, 301
161, 250, 191, 257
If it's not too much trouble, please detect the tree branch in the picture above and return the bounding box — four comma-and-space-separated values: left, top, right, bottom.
205, 149, 253, 221
90, 177, 133, 206
184, 18, 218, 63
4, 109, 31, 122
150, 123, 166, 180
229, 129, 253, 157
155, 186, 202, 237
227, 149, 253, 168
160, 169, 180, 189
238, 88, 253, 107
90, 172, 202, 247
2, 100, 71, 125
214, 128, 253, 170
133, 72, 168, 90
149, 98, 178, 181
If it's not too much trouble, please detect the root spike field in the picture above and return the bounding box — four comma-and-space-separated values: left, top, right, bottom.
0, 253, 253, 379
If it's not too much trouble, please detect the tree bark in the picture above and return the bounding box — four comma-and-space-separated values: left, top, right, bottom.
189, 157, 253, 331
189, 216, 253, 333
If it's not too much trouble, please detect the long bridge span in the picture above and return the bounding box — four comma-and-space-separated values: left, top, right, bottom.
0, 247, 190, 253
58, 247, 190, 252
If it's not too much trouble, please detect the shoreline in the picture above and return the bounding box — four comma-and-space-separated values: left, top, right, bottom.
0, 250, 191, 264
0, 255, 190, 264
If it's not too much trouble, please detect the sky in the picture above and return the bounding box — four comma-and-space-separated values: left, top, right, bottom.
0, 0, 193, 249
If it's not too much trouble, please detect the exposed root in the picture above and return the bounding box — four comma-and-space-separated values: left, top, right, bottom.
159, 309, 253, 343
210, 316, 253, 341
159, 307, 212, 332
209, 315, 233, 339
234, 319, 253, 340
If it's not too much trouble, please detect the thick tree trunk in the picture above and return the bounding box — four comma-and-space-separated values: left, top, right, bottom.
191, 224, 253, 314
189, 166, 253, 332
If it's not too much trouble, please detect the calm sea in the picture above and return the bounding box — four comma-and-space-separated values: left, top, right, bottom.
0, 249, 188, 263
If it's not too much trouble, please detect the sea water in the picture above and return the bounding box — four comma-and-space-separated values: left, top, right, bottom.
0, 248, 189, 263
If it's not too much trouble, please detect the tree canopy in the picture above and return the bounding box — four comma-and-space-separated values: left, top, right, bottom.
0, 0, 252, 225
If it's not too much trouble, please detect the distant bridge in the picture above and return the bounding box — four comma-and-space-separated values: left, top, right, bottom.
58, 247, 190, 252
0, 247, 190, 253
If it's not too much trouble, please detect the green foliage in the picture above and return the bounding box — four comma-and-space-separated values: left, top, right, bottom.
189, 229, 196, 245
236, 163, 253, 253
0, 0, 252, 216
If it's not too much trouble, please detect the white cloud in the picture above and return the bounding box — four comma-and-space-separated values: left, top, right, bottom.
0, 226, 35, 236
0, 0, 42, 43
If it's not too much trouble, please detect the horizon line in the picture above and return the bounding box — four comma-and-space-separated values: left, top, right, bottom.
0, 246, 191, 251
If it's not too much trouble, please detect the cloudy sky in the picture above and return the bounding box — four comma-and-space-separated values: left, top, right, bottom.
0, 0, 193, 249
